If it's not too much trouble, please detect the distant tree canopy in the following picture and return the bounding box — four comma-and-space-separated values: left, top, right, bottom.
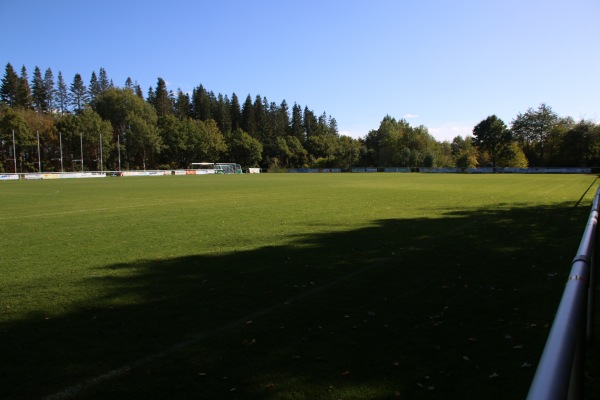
473, 115, 513, 168
1, 62, 599, 173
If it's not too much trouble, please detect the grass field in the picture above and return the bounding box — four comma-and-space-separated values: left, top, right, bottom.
1, 173, 599, 399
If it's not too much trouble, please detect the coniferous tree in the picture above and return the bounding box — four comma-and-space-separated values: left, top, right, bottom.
31, 66, 47, 112
56, 71, 68, 115
318, 112, 329, 135
174, 89, 191, 120
98, 67, 110, 93
230, 93, 241, 131
252, 95, 265, 139
152, 77, 172, 117
69, 73, 87, 112
241, 94, 255, 136
43, 68, 55, 113
303, 107, 318, 140
146, 86, 156, 106
328, 116, 338, 136
208, 90, 218, 119
290, 103, 304, 142
134, 84, 143, 98
88, 71, 101, 101
213, 93, 231, 134
17, 66, 32, 109
192, 85, 211, 120
124, 77, 134, 90
1, 63, 20, 106
277, 100, 290, 135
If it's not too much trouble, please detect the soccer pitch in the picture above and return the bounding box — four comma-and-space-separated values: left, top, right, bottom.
1, 173, 598, 399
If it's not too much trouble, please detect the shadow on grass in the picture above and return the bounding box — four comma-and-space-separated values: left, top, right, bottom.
2, 202, 598, 400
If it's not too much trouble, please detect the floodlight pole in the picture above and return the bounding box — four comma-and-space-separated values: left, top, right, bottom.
59, 131, 64, 173
37, 130, 42, 173
12, 129, 17, 173
80, 132, 84, 172
117, 134, 121, 171
99, 133, 103, 172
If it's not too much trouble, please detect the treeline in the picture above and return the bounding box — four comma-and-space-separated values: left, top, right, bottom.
0, 63, 361, 172
1, 62, 599, 172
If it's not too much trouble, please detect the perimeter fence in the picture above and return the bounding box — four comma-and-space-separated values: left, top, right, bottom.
527, 186, 599, 399
1, 167, 596, 180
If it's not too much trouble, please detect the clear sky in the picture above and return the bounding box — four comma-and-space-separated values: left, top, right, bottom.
1, 0, 598, 142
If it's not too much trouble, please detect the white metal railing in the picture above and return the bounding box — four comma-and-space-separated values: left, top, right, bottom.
527, 186, 599, 399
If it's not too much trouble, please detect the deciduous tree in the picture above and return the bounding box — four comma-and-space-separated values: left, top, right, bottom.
510, 103, 558, 165
0, 107, 35, 171
472, 115, 511, 169
92, 88, 160, 169
226, 128, 262, 167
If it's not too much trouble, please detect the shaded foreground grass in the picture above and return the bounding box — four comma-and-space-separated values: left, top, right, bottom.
1, 174, 599, 399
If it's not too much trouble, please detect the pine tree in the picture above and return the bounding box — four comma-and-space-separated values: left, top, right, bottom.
16, 66, 32, 109
152, 77, 172, 116
192, 85, 211, 120
146, 86, 155, 105
252, 95, 265, 139
213, 93, 231, 134
56, 71, 68, 115
124, 77, 134, 90
230, 93, 241, 131
277, 99, 290, 134
134, 84, 143, 98
1, 63, 20, 106
328, 116, 338, 136
44, 68, 55, 113
303, 107, 318, 139
174, 89, 191, 120
318, 112, 329, 135
98, 67, 110, 93
89, 71, 101, 101
32, 66, 48, 112
69, 73, 88, 112
290, 103, 305, 142
241, 94, 255, 136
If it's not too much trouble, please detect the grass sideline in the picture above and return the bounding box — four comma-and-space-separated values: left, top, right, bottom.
1, 173, 599, 399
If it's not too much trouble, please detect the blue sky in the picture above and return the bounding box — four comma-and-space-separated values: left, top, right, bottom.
1, 0, 598, 141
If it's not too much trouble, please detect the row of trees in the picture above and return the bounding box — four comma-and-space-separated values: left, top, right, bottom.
365, 104, 600, 170
0, 63, 359, 172
473, 104, 600, 169
1, 63, 598, 172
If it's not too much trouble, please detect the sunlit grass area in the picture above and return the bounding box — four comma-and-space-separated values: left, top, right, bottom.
1, 173, 598, 399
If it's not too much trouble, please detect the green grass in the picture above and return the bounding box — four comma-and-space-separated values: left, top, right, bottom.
1, 173, 598, 399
